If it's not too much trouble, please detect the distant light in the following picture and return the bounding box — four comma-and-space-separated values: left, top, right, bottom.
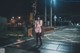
77, 23, 79, 26
16, 45, 20, 47
50, 0, 53, 4
53, 0, 56, 5
18, 23, 22, 26
50, 0, 56, 6
12, 16, 14, 19
54, 15, 57, 21
18, 16, 21, 19
11, 18, 13, 20
17, 39, 21, 42
54, 15, 57, 19
10, 18, 15, 24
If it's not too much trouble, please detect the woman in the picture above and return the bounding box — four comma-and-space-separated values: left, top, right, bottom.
35, 16, 43, 46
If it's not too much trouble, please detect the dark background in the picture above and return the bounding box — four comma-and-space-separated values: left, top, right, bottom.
0, 0, 80, 22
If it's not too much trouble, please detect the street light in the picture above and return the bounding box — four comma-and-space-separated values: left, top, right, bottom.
45, 0, 47, 26
50, 0, 56, 27
50, 0, 53, 27
18, 16, 21, 19
53, 0, 56, 6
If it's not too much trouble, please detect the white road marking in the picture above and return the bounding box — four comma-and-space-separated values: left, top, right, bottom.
63, 28, 78, 31
44, 32, 80, 43
2, 38, 34, 47
44, 34, 52, 36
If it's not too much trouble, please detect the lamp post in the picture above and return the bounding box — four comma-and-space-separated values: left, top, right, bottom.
45, 0, 47, 26
50, 0, 53, 27
50, 0, 56, 27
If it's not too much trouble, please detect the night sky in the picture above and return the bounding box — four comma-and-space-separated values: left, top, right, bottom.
58, 0, 80, 14
0, 0, 45, 17
0, 0, 34, 17
0, 0, 80, 19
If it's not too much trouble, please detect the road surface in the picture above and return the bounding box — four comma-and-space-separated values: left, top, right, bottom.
1, 25, 80, 53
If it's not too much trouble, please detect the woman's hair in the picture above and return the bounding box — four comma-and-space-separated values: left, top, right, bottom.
35, 15, 41, 20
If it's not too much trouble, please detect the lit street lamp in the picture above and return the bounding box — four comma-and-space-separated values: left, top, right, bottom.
18, 16, 21, 19
53, 0, 56, 6
50, 0, 56, 27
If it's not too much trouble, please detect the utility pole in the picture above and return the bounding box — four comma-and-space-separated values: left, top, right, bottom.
50, 0, 53, 27
45, 0, 47, 26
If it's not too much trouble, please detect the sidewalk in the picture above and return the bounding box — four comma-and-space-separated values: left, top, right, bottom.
1, 26, 66, 48
1, 26, 80, 53
5, 39, 80, 53
26, 26, 64, 39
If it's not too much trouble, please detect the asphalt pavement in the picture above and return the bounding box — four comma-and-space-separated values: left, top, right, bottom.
0, 25, 80, 53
